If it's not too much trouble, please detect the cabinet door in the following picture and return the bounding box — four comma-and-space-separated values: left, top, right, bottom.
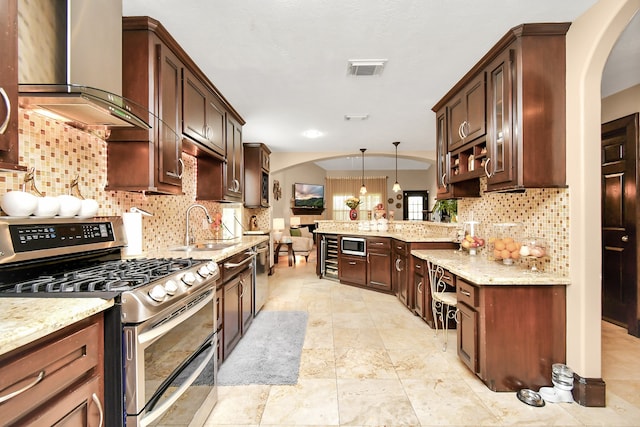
223, 276, 242, 358
447, 73, 486, 151
414, 272, 425, 318
486, 49, 514, 189
240, 269, 253, 333
205, 94, 226, 157
225, 117, 243, 201
435, 108, 451, 198
0, 0, 21, 170
157, 43, 183, 187
215, 287, 223, 363
394, 253, 408, 306
367, 251, 392, 292
457, 301, 478, 373
338, 255, 366, 286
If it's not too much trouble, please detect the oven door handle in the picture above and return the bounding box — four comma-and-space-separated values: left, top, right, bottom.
140, 342, 215, 427
137, 291, 214, 346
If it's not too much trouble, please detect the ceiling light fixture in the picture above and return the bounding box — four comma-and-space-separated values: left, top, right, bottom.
347, 59, 388, 76
344, 114, 369, 121
360, 148, 367, 196
392, 141, 402, 193
302, 129, 323, 138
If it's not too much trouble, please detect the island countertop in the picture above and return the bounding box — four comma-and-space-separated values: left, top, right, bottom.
412, 249, 571, 285
0, 298, 114, 357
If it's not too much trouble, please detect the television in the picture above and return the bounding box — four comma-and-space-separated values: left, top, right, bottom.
293, 183, 324, 208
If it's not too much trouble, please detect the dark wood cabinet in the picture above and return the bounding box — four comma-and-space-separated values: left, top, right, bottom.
393, 240, 410, 306
433, 23, 569, 195
435, 108, 480, 200
222, 265, 253, 361
366, 237, 392, 292
223, 274, 242, 360
0, 0, 25, 171
413, 257, 427, 319
216, 286, 223, 365
107, 17, 183, 194
244, 142, 271, 208
453, 276, 566, 391
183, 68, 226, 158
456, 278, 478, 373
447, 72, 486, 151
485, 24, 569, 192
0, 314, 104, 426
338, 253, 367, 286
225, 116, 244, 202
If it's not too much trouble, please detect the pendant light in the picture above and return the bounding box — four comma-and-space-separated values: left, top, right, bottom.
359, 148, 367, 195
392, 141, 402, 193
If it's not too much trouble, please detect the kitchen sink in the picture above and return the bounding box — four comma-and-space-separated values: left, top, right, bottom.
169, 242, 237, 252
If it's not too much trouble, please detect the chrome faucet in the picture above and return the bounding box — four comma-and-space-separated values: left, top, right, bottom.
185, 204, 213, 246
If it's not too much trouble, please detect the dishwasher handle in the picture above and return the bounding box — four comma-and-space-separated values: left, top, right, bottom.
224, 254, 255, 269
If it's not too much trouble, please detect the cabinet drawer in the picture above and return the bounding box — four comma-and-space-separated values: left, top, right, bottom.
392, 240, 407, 255
457, 278, 478, 308
440, 268, 455, 287
339, 255, 367, 286
413, 258, 425, 276
0, 317, 102, 426
367, 237, 390, 252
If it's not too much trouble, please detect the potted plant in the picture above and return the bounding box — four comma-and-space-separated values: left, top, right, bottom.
433, 199, 457, 223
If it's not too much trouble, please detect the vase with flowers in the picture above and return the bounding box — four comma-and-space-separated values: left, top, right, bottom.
345, 197, 361, 220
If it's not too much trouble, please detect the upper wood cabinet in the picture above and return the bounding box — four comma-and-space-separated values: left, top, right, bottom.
0, 0, 24, 171
243, 142, 271, 208
225, 116, 244, 202
433, 22, 569, 194
107, 17, 184, 194
447, 72, 486, 151
485, 24, 569, 192
183, 69, 226, 158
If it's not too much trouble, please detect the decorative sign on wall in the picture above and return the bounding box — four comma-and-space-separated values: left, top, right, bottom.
273, 180, 282, 200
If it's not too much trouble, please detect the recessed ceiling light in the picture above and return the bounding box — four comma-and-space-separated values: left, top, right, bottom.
302, 129, 323, 138
344, 114, 369, 121
347, 59, 387, 76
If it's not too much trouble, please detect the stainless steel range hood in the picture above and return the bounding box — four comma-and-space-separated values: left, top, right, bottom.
17, 0, 150, 130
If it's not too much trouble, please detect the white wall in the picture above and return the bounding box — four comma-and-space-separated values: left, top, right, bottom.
602, 84, 640, 122
270, 162, 327, 227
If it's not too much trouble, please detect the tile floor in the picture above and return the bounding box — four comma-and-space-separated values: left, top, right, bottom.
204, 254, 640, 426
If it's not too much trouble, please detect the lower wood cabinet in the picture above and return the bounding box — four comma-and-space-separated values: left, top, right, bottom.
455, 277, 566, 391
366, 237, 392, 292
0, 314, 104, 426
338, 254, 367, 286
222, 266, 253, 361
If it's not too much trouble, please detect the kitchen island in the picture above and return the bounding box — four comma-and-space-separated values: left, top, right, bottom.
412, 249, 569, 392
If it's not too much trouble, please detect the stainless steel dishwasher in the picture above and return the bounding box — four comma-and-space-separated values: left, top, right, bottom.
254, 240, 270, 313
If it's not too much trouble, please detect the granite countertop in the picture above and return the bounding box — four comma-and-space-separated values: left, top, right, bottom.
0, 298, 114, 357
0, 235, 268, 358
315, 230, 455, 243
412, 249, 571, 286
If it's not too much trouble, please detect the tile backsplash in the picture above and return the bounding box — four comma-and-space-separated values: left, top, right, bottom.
0, 110, 247, 253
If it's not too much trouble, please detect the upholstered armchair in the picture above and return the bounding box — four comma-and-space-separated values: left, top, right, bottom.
277, 226, 314, 262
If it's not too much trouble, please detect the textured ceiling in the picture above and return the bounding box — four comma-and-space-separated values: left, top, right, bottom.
122, 1, 638, 170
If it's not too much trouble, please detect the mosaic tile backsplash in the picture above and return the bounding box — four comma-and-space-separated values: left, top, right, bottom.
0, 110, 256, 253
2, 111, 568, 275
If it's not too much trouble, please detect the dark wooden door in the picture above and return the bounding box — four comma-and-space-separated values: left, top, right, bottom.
157, 43, 183, 187
367, 251, 391, 291
601, 113, 638, 336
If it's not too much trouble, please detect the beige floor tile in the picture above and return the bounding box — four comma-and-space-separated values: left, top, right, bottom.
333, 327, 385, 349
561, 391, 640, 426
299, 348, 336, 379
336, 378, 420, 426
332, 312, 375, 329
204, 385, 270, 425
260, 379, 340, 426
335, 347, 398, 379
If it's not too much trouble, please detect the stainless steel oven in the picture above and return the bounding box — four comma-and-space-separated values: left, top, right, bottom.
340, 236, 366, 256
0, 217, 221, 427
124, 285, 217, 427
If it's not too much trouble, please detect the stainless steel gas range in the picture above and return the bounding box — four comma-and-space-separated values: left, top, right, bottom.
0, 216, 220, 426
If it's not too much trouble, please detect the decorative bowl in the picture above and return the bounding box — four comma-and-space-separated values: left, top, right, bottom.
78, 199, 99, 218
1, 191, 38, 217
56, 195, 82, 217
33, 196, 60, 217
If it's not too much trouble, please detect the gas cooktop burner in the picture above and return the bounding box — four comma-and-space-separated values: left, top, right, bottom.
2, 257, 206, 294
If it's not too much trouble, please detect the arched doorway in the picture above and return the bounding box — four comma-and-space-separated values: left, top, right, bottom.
566, 0, 640, 402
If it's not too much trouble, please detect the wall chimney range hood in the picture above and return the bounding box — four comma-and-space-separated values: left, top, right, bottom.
17, 0, 150, 130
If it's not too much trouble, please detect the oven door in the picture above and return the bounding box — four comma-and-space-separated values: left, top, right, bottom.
124, 287, 217, 427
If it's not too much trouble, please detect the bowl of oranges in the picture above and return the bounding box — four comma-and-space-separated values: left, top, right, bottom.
488, 223, 524, 265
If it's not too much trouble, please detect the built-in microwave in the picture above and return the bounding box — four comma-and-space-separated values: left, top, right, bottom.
340, 236, 366, 256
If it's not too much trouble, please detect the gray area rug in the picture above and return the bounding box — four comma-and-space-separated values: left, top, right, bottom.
217, 310, 308, 385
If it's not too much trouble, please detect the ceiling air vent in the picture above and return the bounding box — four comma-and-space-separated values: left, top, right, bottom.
347, 59, 387, 76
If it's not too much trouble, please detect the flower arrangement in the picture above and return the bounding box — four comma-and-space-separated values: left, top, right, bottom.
345, 197, 361, 209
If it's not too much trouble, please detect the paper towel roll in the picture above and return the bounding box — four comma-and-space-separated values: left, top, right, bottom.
123, 212, 143, 256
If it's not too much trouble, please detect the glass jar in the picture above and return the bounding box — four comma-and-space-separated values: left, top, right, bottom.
488, 222, 523, 265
